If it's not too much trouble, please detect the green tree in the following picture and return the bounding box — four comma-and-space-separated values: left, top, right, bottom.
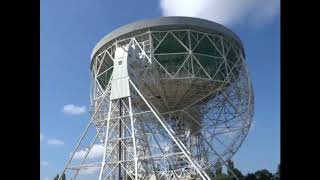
207, 170, 216, 179
127, 175, 133, 180
245, 173, 257, 180
254, 169, 273, 180
272, 164, 280, 180
214, 173, 233, 180
53, 173, 65, 180
229, 168, 244, 180
215, 160, 223, 175
227, 160, 244, 180
227, 160, 234, 169
61, 173, 66, 180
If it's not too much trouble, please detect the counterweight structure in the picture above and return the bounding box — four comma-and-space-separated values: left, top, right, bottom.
58, 17, 254, 180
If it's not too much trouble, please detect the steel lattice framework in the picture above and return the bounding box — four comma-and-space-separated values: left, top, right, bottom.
58, 17, 254, 180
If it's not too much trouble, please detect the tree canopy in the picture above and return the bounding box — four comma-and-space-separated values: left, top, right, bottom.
53, 173, 65, 180
211, 161, 280, 180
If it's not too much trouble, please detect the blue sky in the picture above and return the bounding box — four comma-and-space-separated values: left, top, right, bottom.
40, 0, 280, 179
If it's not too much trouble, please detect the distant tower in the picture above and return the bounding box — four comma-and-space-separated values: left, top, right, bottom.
58, 17, 254, 180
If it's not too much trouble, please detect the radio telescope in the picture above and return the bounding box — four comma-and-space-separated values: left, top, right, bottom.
58, 17, 254, 180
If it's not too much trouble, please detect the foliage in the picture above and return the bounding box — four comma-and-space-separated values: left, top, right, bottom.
215, 160, 223, 175
213, 173, 234, 180
53, 174, 59, 180
211, 160, 280, 180
245, 173, 257, 180
272, 164, 280, 180
227, 160, 244, 180
53, 173, 65, 180
254, 169, 273, 180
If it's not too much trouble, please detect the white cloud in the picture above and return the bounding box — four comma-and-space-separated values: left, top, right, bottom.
159, 0, 280, 26
40, 133, 44, 143
74, 144, 104, 160
79, 167, 100, 175
40, 161, 49, 166
63, 104, 86, 115
47, 138, 64, 146
44, 178, 50, 180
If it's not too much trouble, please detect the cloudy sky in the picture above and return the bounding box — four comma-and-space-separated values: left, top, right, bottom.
41, 0, 280, 179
